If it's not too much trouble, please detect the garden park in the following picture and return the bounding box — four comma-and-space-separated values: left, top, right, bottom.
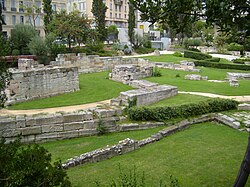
1, 0, 250, 186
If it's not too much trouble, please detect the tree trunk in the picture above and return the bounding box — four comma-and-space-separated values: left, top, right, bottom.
233, 134, 250, 187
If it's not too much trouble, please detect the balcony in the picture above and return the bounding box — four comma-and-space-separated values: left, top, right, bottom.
114, 0, 123, 5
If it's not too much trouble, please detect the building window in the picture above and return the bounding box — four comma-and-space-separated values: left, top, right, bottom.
52, 4, 56, 12
110, 12, 112, 18
125, 6, 127, 12
109, 3, 112, 10
115, 13, 117, 18
79, 2, 85, 11
20, 16, 24, 24
2, 15, 5, 23
35, 16, 40, 26
19, 1, 24, 12
119, 14, 121, 18
61, 4, 66, 10
12, 15, 16, 25
119, 5, 121, 12
115, 5, 117, 11
11, 0, 17, 11
124, 14, 126, 19
1, 0, 6, 10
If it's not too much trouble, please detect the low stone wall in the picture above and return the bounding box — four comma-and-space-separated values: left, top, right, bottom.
6, 66, 80, 105
0, 107, 124, 143
109, 64, 153, 84
62, 113, 245, 169
185, 74, 208, 81
155, 61, 200, 72
50, 53, 151, 73
111, 85, 178, 106
238, 103, 250, 110
227, 72, 250, 80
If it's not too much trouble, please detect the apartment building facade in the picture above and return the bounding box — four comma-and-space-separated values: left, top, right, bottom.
1, 0, 135, 38
1, 0, 67, 37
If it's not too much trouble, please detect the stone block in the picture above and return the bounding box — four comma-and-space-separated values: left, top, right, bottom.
34, 113, 63, 126
2, 129, 21, 138
35, 132, 59, 142
0, 117, 16, 130
159, 126, 179, 137
21, 135, 35, 143
42, 124, 64, 133
63, 113, 84, 123
83, 121, 96, 129
238, 103, 250, 110
58, 131, 79, 139
119, 123, 139, 131
21, 126, 42, 135
64, 122, 84, 131
16, 115, 26, 128
78, 129, 98, 136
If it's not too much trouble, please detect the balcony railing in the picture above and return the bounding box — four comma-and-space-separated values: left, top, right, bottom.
11, 7, 17, 12
114, 0, 123, 5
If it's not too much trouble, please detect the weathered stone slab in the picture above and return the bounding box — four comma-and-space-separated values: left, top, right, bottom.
238, 103, 250, 110
21, 126, 42, 135
42, 124, 64, 133
64, 122, 84, 131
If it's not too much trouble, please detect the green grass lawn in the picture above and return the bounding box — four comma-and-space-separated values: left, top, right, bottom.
42, 127, 165, 162
149, 93, 211, 107
8, 72, 132, 110
141, 54, 192, 63
66, 122, 249, 187
145, 68, 250, 96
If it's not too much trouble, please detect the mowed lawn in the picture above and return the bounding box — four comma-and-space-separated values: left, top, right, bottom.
145, 67, 250, 96
66, 123, 249, 187
9, 72, 132, 110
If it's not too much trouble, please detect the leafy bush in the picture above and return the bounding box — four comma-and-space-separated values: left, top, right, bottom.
96, 119, 107, 136
173, 51, 183, 57
10, 24, 37, 55
0, 37, 11, 56
11, 49, 20, 56
188, 48, 201, 52
134, 47, 155, 54
184, 38, 203, 49
0, 138, 71, 187
184, 50, 212, 60
152, 66, 162, 77
194, 60, 250, 70
127, 99, 238, 121
227, 43, 244, 51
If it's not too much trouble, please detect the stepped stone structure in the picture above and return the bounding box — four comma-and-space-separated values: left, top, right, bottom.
226, 72, 250, 80
5, 59, 80, 105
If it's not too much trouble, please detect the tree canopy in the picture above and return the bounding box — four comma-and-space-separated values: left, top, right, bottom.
43, 0, 53, 34
91, 0, 108, 41
129, 0, 250, 38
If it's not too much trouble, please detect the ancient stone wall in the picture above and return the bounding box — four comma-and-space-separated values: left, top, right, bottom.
50, 53, 151, 73
0, 107, 124, 143
6, 66, 80, 105
155, 61, 200, 72
109, 64, 153, 84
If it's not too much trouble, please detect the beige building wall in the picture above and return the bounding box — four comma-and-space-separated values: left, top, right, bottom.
67, 0, 129, 28
2, 0, 67, 38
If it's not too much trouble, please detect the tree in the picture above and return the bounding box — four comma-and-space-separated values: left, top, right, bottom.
20, 0, 43, 29
0, 1, 5, 34
43, 0, 53, 34
10, 24, 37, 55
91, 0, 107, 41
128, 3, 136, 46
0, 138, 71, 187
49, 10, 90, 49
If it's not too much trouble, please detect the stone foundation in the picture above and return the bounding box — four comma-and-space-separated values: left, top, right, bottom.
185, 74, 208, 81
227, 72, 250, 80
6, 64, 79, 105
155, 61, 200, 72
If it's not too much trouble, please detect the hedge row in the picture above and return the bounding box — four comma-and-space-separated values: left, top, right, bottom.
232, 58, 250, 64
127, 99, 238, 121
184, 51, 212, 60
194, 60, 250, 70
204, 57, 221, 62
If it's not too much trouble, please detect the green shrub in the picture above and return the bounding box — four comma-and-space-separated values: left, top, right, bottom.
96, 120, 107, 136
194, 60, 250, 70
134, 47, 155, 54
184, 51, 212, 60
205, 57, 221, 62
152, 66, 162, 77
173, 51, 183, 57
127, 99, 238, 121
188, 48, 201, 52
184, 38, 203, 49
232, 58, 250, 64
227, 43, 244, 51
28, 36, 49, 57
